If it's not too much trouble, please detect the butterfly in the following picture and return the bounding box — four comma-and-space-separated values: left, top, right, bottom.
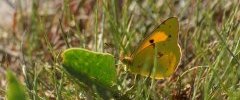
122, 17, 181, 79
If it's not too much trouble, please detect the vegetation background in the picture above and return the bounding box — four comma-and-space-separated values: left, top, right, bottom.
0, 0, 240, 99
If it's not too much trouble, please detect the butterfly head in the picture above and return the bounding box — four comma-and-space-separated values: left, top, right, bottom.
120, 56, 133, 65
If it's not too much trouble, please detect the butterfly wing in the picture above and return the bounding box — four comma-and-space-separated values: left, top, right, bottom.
130, 17, 181, 79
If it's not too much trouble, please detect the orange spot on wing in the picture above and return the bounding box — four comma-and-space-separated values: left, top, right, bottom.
151, 32, 168, 42
136, 32, 168, 54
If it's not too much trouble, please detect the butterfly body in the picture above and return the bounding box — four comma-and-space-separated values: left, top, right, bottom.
123, 17, 181, 79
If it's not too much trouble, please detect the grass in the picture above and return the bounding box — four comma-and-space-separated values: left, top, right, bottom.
1, 0, 240, 99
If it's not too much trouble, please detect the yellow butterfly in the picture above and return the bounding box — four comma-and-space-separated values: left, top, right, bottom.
122, 17, 181, 79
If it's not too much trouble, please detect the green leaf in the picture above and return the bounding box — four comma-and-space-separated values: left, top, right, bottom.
6, 70, 26, 100
61, 48, 117, 90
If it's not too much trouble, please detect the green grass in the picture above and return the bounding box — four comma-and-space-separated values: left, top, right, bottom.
1, 0, 240, 99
